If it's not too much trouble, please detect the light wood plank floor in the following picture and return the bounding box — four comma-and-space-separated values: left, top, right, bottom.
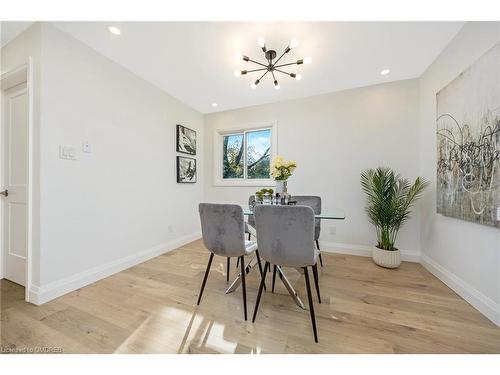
2, 239, 500, 354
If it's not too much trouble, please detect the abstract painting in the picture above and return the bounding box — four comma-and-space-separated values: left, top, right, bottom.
436, 42, 500, 228
177, 156, 196, 183
176, 124, 196, 155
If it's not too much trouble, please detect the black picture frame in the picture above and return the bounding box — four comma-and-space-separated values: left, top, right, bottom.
177, 156, 197, 183
176, 124, 197, 155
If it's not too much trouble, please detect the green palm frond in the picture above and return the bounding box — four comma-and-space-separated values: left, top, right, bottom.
360, 167, 429, 251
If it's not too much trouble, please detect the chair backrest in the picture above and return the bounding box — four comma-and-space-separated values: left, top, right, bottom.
247, 195, 256, 227
254, 205, 316, 267
293, 196, 321, 240
199, 203, 246, 257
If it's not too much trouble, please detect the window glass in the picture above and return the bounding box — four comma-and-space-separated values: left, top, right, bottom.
222, 134, 244, 178
246, 129, 271, 179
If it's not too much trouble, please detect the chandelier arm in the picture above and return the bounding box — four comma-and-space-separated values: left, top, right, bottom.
248, 58, 269, 68
274, 68, 293, 76
274, 61, 299, 68
271, 70, 277, 81
247, 68, 268, 73
257, 70, 270, 81
272, 50, 288, 67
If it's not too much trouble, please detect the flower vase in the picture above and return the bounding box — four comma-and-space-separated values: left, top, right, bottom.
275, 180, 288, 195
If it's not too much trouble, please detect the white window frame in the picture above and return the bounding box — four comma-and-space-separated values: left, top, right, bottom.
213, 121, 277, 187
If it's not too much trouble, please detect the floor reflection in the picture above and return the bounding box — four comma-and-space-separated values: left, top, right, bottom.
114, 303, 262, 354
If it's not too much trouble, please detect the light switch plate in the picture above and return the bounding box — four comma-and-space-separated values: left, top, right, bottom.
59, 145, 76, 160
82, 141, 92, 153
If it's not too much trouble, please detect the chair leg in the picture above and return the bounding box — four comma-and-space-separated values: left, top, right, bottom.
240, 256, 248, 321
316, 240, 324, 267
226, 257, 230, 282
236, 257, 240, 268
312, 263, 321, 304
197, 253, 214, 305
255, 250, 266, 291
252, 262, 269, 322
303, 267, 319, 343
248, 232, 251, 240
271, 265, 277, 293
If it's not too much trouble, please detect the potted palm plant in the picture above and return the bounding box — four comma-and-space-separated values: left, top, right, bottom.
360, 167, 429, 269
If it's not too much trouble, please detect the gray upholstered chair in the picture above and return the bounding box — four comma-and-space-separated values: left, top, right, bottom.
293, 196, 324, 267
251, 205, 321, 342
198, 203, 263, 320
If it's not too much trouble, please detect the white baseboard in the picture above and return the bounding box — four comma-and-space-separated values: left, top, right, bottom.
420, 254, 500, 327
318, 241, 421, 262
28, 231, 201, 305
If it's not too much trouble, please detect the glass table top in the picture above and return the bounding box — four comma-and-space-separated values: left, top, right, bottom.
240, 205, 346, 220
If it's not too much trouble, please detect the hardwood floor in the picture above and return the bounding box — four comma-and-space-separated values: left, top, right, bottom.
2, 239, 500, 354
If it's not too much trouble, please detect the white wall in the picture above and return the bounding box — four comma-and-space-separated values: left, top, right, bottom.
204, 79, 421, 259
2, 23, 205, 303
419, 22, 500, 326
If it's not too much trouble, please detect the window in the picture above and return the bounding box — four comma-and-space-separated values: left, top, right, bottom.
215, 123, 276, 186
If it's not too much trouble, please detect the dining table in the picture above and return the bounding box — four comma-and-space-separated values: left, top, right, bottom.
225, 204, 346, 310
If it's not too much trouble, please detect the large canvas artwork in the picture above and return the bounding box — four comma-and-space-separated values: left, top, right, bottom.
436, 42, 500, 228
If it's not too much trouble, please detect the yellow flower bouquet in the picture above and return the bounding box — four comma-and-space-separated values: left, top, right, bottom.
270, 156, 297, 181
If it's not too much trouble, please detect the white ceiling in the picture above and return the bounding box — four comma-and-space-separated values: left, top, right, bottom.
3, 22, 464, 113
0, 21, 34, 48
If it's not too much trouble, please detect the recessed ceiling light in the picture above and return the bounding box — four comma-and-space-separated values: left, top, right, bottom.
211, 102, 218, 107
108, 26, 121, 36
380, 69, 390, 76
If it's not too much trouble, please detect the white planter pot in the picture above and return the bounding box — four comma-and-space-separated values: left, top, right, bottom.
275, 180, 287, 195
372, 246, 401, 269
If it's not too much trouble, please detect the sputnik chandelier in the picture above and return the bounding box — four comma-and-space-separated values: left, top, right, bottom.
234, 37, 312, 89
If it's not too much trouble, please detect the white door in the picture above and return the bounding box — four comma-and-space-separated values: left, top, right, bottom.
1, 83, 28, 286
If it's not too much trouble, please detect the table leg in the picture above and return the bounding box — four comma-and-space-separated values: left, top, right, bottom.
277, 266, 306, 310
225, 255, 257, 294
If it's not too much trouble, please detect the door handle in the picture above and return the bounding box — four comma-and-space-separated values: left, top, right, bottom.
0, 190, 8, 197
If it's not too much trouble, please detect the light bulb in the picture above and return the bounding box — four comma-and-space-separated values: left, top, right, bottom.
304, 56, 312, 64
289, 39, 299, 48
211, 102, 218, 107
234, 52, 243, 61
251, 82, 257, 89
108, 26, 121, 35
274, 83, 280, 90
257, 37, 266, 48
234, 70, 241, 77
295, 74, 302, 81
